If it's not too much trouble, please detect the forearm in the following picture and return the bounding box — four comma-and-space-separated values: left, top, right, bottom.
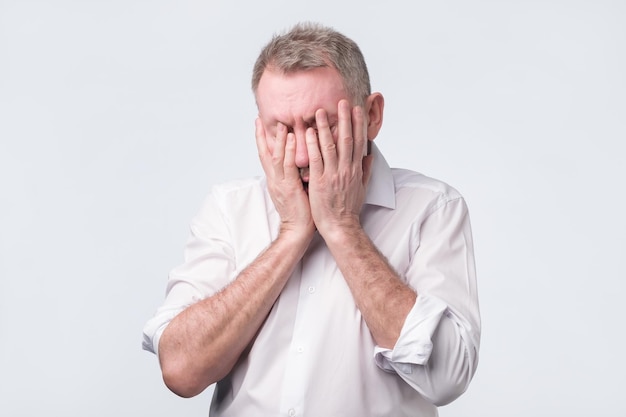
324, 225, 416, 349
158, 230, 312, 397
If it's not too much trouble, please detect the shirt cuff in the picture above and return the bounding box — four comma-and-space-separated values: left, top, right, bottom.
374, 294, 447, 374
142, 305, 187, 357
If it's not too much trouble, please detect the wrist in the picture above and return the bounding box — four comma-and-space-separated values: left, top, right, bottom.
278, 223, 315, 248
318, 217, 364, 248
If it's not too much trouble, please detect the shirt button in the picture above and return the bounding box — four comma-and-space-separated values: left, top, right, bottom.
288, 408, 296, 416
308, 286, 315, 294
297, 346, 304, 353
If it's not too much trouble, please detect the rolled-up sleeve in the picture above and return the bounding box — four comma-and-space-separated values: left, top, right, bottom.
142, 192, 236, 357
374, 196, 481, 406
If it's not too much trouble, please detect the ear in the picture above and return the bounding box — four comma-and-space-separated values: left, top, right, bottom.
365, 93, 384, 141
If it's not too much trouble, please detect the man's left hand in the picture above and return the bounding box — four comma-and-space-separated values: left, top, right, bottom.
306, 99, 373, 242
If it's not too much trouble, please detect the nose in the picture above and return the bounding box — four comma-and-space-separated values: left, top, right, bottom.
294, 129, 309, 168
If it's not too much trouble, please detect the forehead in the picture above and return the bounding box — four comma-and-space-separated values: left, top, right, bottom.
256, 67, 349, 123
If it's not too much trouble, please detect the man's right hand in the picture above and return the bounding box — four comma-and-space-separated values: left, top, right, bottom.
159, 122, 318, 396
255, 118, 316, 240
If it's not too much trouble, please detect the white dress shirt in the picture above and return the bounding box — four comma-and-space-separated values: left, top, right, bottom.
143, 144, 481, 416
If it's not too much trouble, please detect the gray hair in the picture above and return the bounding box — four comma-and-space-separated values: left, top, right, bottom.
251, 22, 371, 105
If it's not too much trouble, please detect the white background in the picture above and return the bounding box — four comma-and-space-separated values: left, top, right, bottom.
1, 1, 625, 416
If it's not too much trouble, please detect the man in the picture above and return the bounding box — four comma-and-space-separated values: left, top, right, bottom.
143, 22, 480, 416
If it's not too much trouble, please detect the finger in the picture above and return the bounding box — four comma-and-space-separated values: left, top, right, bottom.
315, 108, 338, 169
362, 154, 374, 187
272, 122, 287, 177
305, 126, 323, 178
337, 99, 354, 170
351, 105, 366, 162
283, 132, 300, 181
255, 118, 272, 173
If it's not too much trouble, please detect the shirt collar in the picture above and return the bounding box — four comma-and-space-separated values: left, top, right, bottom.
365, 142, 396, 210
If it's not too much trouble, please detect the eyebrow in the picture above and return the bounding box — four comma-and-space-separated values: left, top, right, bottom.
268, 114, 338, 130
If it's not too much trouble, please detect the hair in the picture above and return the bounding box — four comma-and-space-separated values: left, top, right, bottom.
251, 22, 371, 105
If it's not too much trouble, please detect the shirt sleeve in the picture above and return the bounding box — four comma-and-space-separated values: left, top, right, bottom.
373, 196, 481, 406
142, 192, 237, 357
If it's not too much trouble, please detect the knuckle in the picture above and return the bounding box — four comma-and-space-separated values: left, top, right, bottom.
322, 143, 336, 152
340, 135, 352, 144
